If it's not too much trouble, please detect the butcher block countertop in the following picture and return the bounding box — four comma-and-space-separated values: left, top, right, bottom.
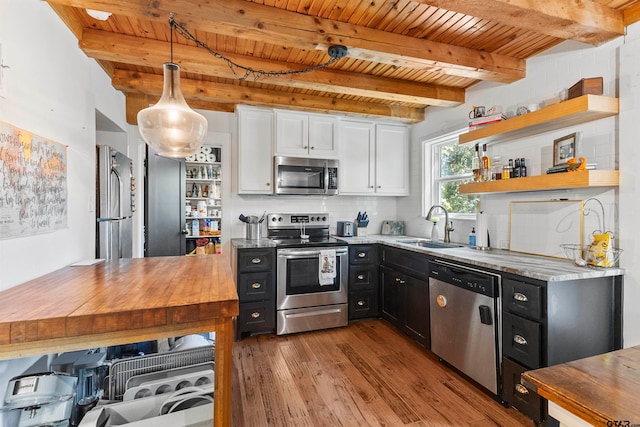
523, 346, 640, 426
0, 255, 239, 427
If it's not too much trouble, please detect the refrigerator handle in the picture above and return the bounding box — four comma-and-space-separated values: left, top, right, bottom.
112, 167, 124, 219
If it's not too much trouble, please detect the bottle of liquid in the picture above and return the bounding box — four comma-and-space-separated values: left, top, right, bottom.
431, 218, 439, 241
481, 144, 491, 181
520, 158, 527, 177
472, 144, 481, 182
513, 158, 521, 178
469, 227, 476, 247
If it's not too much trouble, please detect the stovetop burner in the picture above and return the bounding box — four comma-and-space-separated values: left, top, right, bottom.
266, 213, 346, 248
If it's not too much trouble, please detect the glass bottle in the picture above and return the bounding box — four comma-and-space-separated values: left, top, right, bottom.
520, 158, 527, 177
491, 156, 503, 180
472, 144, 481, 182
481, 144, 491, 181
431, 219, 439, 241
513, 158, 521, 178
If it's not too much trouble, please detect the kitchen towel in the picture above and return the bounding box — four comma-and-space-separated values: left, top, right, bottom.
319, 249, 336, 286
476, 211, 489, 249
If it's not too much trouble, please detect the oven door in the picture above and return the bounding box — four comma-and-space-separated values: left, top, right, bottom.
276, 246, 348, 310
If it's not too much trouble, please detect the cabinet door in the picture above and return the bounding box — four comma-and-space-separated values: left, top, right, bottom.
238, 107, 274, 194
338, 120, 375, 195
404, 274, 430, 347
275, 111, 309, 156
375, 124, 409, 195
380, 266, 402, 327
308, 114, 339, 157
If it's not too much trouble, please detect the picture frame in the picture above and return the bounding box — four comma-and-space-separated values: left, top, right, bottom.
553, 133, 577, 166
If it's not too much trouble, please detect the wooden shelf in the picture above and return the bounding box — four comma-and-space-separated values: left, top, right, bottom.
459, 170, 619, 194
459, 95, 619, 145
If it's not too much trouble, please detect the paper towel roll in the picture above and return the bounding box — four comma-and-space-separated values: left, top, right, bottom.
207, 153, 216, 162
476, 211, 489, 249
196, 153, 207, 162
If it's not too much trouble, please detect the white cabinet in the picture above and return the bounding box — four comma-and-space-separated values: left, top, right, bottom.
339, 120, 409, 196
237, 106, 274, 194
275, 111, 338, 158
375, 123, 409, 196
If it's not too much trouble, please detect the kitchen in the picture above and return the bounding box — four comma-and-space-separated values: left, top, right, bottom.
1, 0, 640, 426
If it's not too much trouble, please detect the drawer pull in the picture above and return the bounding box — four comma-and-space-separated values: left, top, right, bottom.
513, 334, 528, 345
358, 252, 366, 258
251, 258, 262, 264
357, 300, 366, 306
515, 384, 529, 395
251, 312, 261, 319
357, 274, 365, 280
513, 292, 528, 302
251, 282, 262, 289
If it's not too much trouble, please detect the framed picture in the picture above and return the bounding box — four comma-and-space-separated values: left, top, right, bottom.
553, 133, 577, 166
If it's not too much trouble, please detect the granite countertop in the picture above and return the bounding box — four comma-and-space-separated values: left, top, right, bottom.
231, 235, 624, 281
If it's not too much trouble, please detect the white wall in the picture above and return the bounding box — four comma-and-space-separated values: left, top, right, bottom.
0, 0, 128, 291
402, 27, 640, 346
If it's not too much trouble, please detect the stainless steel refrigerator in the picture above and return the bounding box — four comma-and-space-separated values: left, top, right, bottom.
96, 145, 133, 260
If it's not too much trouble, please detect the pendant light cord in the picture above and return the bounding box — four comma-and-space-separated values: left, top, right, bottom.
168, 14, 347, 82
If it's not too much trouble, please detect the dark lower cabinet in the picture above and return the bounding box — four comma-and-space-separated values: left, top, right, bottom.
348, 245, 379, 320
501, 273, 623, 425
380, 264, 429, 347
232, 247, 276, 340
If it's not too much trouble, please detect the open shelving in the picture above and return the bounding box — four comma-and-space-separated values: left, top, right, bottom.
459, 95, 619, 146
459, 170, 619, 194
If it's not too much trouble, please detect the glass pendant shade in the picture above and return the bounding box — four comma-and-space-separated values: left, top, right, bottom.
137, 63, 208, 158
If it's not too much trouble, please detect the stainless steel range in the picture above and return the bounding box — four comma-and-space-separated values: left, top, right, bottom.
267, 213, 348, 335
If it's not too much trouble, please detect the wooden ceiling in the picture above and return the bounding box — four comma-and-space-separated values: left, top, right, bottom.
46, 0, 640, 124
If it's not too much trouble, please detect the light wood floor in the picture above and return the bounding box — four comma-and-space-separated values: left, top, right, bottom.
231, 319, 534, 426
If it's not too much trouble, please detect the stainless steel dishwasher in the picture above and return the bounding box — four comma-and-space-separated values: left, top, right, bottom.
429, 259, 501, 395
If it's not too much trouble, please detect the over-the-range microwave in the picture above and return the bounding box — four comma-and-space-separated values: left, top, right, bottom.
274, 156, 338, 195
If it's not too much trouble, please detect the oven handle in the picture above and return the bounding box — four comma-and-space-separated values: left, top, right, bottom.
278, 248, 348, 258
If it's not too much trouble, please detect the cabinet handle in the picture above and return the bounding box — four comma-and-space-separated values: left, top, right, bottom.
251, 258, 262, 264
515, 384, 529, 395
513, 292, 528, 302
369, 186, 374, 188
513, 334, 528, 345
266, 183, 271, 186
251, 282, 262, 289
357, 274, 365, 280
303, 145, 308, 149
357, 300, 365, 306
377, 185, 382, 188
395, 277, 405, 284
358, 252, 366, 258
310, 146, 315, 150
251, 312, 261, 319
399, 279, 405, 284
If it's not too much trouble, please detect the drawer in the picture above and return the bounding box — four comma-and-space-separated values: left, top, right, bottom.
503, 312, 542, 369
349, 290, 379, 320
349, 245, 377, 265
349, 265, 378, 290
380, 246, 429, 280
237, 271, 274, 302
503, 278, 543, 320
237, 300, 275, 334
237, 249, 274, 273
502, 357, 544, 423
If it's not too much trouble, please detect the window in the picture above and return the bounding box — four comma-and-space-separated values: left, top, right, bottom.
425, 130, 478, 215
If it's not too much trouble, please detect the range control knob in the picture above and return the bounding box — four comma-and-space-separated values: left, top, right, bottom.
278, 216, 283, 222
310, 217, 315, 221
322, 216, 327, 221
271, 217, 277, 222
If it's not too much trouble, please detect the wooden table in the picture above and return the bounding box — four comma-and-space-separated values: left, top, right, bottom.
0, 256, 238, 427
523, 346, 640, 427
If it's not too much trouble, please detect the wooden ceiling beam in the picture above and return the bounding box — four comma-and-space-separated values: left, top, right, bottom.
45, 0, 525, 83
414, 0, 624, 46
114, 70, 426, 124
125, 93, 235, 125
80, 29, 465, 107
624, 4, 640, 27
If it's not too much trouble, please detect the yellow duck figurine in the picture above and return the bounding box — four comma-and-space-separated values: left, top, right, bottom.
567, 157, 587, 172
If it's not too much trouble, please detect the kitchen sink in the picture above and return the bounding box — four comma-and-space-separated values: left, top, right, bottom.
395, 239, 463, 249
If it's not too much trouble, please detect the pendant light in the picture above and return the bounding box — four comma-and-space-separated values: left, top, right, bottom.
137, 15, 207, 158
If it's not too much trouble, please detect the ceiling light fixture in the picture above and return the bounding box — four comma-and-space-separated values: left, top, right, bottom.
137, 14, 208, 158
85, 9, 112, 21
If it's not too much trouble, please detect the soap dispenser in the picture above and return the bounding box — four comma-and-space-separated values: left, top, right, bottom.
469, 227, 476, 247
430, 218, 439, 241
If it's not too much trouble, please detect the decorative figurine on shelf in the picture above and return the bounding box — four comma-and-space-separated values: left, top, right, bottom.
567, 157, 587, 172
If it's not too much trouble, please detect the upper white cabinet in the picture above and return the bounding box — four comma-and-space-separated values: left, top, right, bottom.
237, 106, 274, 195
275, 110, 339, 158
375, 124, 410, 196
339, 120, 409, 196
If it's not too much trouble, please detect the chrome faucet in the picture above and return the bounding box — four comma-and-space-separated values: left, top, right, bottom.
426, 204, 454, 243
